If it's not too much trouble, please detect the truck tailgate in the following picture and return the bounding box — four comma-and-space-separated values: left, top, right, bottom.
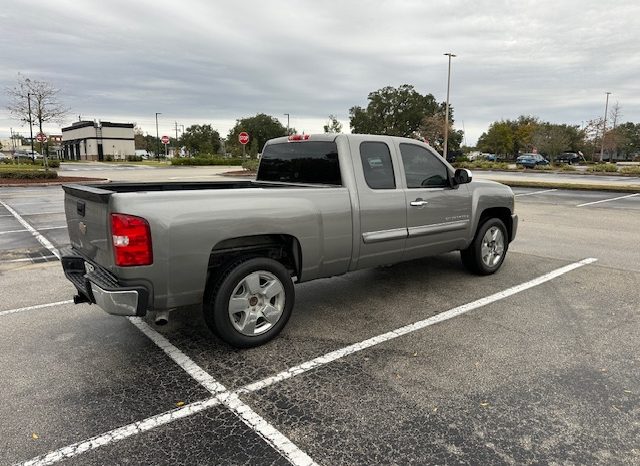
63, 184, 114, 268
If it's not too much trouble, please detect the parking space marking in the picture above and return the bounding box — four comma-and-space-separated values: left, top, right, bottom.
19, 211, 65, 216
240, 257, 598, 394
514, 188, 558, 197
19, 397, 222, 466
128, 317, 317, 466
0, 226, 66, 235
0, 300, 73, 318
0, 200, 60, 259
15, 257, 598, 466
576, 192, 639, 207
0, 254, 58, 264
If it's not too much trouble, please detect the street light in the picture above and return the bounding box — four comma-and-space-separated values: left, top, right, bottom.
599, 92, 611, 162
284, 113, 290, 135
443, 53, 456, 159
155, 112, 162, 161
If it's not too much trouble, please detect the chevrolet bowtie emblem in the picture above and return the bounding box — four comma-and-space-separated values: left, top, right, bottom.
79, 221, 87, 235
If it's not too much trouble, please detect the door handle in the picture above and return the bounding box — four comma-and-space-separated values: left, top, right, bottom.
410, 199, 428, 207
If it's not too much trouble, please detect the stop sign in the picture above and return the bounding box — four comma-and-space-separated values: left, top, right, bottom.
238, 132, 249, 145
36, 132, 47, 143
161, 135, 170, 145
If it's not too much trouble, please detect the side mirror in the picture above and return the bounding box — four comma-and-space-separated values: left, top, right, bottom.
453, 168, 472, 185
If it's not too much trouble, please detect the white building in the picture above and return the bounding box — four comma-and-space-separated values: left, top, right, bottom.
61, 121, 135, 161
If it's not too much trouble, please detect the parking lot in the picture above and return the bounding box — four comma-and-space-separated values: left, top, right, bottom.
1, 182, 639, 465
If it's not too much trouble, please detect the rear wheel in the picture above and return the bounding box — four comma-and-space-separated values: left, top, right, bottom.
204, 257, 294, 348
461, 218, 508, 275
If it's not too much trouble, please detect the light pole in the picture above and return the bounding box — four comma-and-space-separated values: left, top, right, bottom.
599, 92, 611, 162
443, 53, 456, 159
155, 112, 162, 161
284, 113, 290, 135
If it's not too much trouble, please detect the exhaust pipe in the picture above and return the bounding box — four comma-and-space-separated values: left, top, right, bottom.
154, 310, 170, 326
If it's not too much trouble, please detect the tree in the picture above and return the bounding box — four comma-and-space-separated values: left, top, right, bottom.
532, 123, 571, 163
416, 108, 463, 154
349, 85, 440, 137
477, 121, 514, 157
323, 115, 342, 133
6, 74, 68, 168
181, 124, 221, 155
227, 114, 287, 158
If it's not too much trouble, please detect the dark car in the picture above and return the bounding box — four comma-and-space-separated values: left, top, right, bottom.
516, 153, 549, 168
556, 152, 581, 164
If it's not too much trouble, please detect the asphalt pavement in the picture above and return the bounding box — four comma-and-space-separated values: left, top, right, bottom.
1, 180, 639, 465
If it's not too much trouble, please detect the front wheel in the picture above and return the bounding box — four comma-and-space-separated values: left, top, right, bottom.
204, 257, 294, 348
461, 218, 508, 275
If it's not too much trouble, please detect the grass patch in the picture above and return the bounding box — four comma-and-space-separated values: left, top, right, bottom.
454, 161, 510, 170
620, 166, 640, 175
0, 169, 58, 179
242, 159, 259, 171
587, 163, 618, 173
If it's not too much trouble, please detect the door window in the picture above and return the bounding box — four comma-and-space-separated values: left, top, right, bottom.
399, 143, 449, 188
359, 142, 396, 189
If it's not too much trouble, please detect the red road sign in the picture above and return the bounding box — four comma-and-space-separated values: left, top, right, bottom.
238, 132, 250, 145
161, 135, 170, 145
36, 132, 47, 143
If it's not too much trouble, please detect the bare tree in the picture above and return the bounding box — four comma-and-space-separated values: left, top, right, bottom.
323, 114, 343, 133
6, 74, 68, 168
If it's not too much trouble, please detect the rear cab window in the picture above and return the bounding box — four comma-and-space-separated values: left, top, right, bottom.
258, 141, 341, 185
359, 141, 396, 190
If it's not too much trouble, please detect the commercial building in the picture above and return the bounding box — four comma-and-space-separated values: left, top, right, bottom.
61, 121, 135, 161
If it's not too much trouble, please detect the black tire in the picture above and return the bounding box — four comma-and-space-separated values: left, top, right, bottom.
204, 257, 294, 348
460, 218, 508, 275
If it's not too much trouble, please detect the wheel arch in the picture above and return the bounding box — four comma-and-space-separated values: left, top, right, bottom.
476, 207, 513, 241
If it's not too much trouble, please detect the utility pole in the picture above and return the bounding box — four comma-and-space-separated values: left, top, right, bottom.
284, 113, 290, 135
599, 92, 611, 162
443, 53, 456, 159
27, 93, 35, 162
174, 121, 179, 157
155, 112, 162, 161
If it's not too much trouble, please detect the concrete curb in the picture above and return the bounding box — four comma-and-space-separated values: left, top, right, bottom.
493, 179, 639, 193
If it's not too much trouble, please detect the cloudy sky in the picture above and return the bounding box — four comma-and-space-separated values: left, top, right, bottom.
1, 0, 638, 145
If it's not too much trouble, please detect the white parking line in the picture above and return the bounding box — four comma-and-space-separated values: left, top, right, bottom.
14, 257, 598, 465
0, 226, 66, 235
0, 200, 60, 259
20, 397, 222, 466
514, 188, 558, 197
128, 317, 317, 466
0, 300, 73, 318
576, 192, 639, 207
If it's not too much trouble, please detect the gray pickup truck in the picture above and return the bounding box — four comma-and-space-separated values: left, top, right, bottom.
61, 133, 517, 347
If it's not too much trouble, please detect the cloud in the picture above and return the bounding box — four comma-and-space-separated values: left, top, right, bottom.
0, 0, 638, 144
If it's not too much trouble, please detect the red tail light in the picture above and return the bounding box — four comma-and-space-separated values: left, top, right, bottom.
111, 213, 153, 266
288, 134, 310, 141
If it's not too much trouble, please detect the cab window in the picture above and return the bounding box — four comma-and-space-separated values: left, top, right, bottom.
359, 142, 396, 189
399, 143, 449, 188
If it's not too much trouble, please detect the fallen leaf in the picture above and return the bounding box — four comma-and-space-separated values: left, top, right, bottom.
32, 433, 39, 440
480, 402, 489, 407
433, 407, 438, 412
413, 352, 418, 357
176, 401, 185, 407
623, 390, 632, 394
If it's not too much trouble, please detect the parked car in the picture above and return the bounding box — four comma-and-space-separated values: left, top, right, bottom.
483, 154, 503, 162
556, 152, 581, 164
60, 133, 517, 347
516, 153, 549, 168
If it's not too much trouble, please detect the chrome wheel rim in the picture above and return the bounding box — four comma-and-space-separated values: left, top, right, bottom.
481, 226, 505, 268
228, 270, 285, 336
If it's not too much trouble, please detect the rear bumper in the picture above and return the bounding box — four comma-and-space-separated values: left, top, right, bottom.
60, 248, 148, 317
510, 214, 518, 242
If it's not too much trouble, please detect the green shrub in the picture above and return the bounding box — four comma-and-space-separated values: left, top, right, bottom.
126, 155, 143, 162
242, 159, 259, 171
171, 156, 244, 166
454, 160, 509, 170
535, 164, 552, 170
556, 164, 577, 171
587, 163, 618, 173
0, 169, 58, 179
620, 166, 640, 175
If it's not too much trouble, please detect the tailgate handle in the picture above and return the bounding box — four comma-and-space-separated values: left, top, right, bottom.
77, 201, 86, 217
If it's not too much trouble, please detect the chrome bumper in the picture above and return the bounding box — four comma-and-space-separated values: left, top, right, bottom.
91, 283, 141, 317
